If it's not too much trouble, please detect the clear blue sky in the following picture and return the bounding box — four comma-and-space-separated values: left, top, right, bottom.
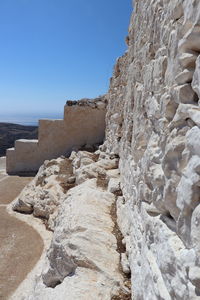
0, 0, 132, 115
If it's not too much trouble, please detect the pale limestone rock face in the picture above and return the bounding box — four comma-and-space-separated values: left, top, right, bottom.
13, 158, 71, 230
105, 0, 200, 298
42, 180, 120, 288
12, 152, 131, 300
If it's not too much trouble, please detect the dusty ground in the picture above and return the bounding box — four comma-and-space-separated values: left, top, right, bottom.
0, 176, 33, 205
0, 158, 43, 300
0, 208, 43, 299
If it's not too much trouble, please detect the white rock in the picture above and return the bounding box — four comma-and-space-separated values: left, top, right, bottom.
121, 253, 130, 275
105, 0, 200, 298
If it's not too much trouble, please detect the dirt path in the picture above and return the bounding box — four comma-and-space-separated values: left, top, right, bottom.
0, 159, 43, 300
0, 176, 33, 205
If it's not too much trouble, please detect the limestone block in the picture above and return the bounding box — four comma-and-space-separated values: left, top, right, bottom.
186, 126, 200, 157
42, 243, 77, 288
172, 84, 197, 104
108, 177, 121, 195
7, 140, 39, 174
175, 69, 194, 85
13, 198, 33, 214
192, 55, 200, 99
189, 266, 200, 289
13, 158, 66, 230
179, 52, 197, 69
121, 253, 130, 275
29, 178, 125, 299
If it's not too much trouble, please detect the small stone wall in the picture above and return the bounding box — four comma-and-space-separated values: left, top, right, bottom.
6, 97, 106, 174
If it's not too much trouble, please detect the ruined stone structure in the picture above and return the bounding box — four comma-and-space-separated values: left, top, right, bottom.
6, 97, 106, 174
7, 0, 200, 299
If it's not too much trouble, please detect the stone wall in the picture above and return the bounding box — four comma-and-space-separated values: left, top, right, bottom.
6, 97, 106, 174
105, 0, 200, 299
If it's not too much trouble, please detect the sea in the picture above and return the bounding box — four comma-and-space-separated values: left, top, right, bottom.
0, 113, 63, 126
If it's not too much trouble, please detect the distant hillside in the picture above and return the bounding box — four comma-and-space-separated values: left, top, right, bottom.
0, 123, 38, 156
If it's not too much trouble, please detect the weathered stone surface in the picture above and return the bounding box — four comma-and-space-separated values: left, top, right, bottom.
13, 158, 67, 231
104, 0, 200, 299
12, 152, 130, 299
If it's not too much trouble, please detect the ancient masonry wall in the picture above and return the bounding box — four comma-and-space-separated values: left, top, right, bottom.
105, 0, 200, 299
6, 98, 106, 174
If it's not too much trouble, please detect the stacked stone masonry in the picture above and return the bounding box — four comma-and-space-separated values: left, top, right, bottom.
105, 0, 200, 299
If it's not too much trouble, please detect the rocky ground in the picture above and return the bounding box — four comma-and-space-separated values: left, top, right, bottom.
11, 150, 131, 300
0, 123, 38, 156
